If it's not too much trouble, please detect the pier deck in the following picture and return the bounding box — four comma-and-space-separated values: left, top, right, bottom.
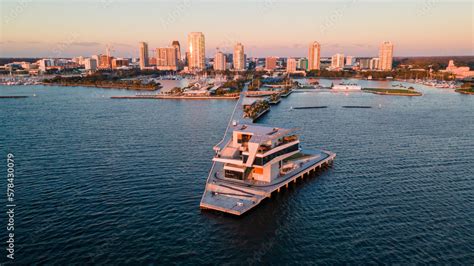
200, 149, 336, 215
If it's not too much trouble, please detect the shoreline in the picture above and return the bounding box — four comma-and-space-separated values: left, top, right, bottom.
41, 83, 159, 91
111, 95, 239, 100
363, 88, 422, 96
454, 89, 474, 95
366, 91, 422, 96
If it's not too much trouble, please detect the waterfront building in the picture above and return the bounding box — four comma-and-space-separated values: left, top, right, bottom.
98, 54, 112, 69
308, 41, 321, 70
345, 56, 354, 66
359, 58, 371, 69
442, 60, 474, 78
39, 59, 54, 72
286, 58, 297, 73
214, 50, 226, 71
156, 47, 178, 70
370, 57, 380, 70
378, 41, 394, 70
331, 53, 344, 70
187, 32, 206, 71
73, 56, 85, 65
91, 55, 99, 64
84, 58, 97, 71
111, 58, 129, 69
265, 56, 278, 71
139, 42, 149, 70
332, 84, 361, 91
297, 58, 308, 70
233, 43, 245, 71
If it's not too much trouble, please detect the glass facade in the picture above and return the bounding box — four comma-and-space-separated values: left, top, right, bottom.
243, 143, 299, 166
224, 170, 243, 180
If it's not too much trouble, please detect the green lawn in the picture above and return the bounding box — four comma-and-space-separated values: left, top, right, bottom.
363, 88, 421, 95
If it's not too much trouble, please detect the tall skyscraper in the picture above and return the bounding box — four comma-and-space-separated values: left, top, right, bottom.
286, 58, 297, 73
139, 42, 149, 70
214, 50, 226, 71
331, 53, 344, 69
378, 41, 394, 70
233, 43, 245, 71
156, 47, 178, 70
187, 32, 205, 71
172, 41, 181, 61
308, 41, 321, 70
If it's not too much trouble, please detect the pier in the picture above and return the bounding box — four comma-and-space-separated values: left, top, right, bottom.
200, 83, 335, 216
200, 149, 335, 215
0, 96, 29, 99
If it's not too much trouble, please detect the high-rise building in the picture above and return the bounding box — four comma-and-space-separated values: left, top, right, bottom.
286, 58, 297, 73
91, 55, 99, 64
172, 41, 181, 61
156, 47, 178, 70
370, 57, 380, 70
233, 43, 245, 71
345, 56, 354, 66
84, 58, 97, 71
139, 42, 149, 70
265, 57, 278, 71
98, 54, 112, 69
187, 32, 206, 71
308, 41, 321, 70
214, 50, 226, 71
359, 58, 370, 69
297, 58, 308, 70
331, 53, 344, 69
378, 41, 393, 70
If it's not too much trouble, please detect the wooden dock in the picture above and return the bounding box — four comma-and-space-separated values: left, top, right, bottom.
0, 96, 29, 99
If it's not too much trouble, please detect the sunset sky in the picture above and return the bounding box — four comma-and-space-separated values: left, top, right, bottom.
1, 0, 472, 58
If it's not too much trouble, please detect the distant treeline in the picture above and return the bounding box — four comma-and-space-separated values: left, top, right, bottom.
0, 58, 42, 65
43, 74, 160, 90
393, 56, 474, 70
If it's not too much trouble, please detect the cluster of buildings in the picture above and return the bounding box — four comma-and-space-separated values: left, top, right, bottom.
138, 32, 396, 74
2, 32, 473, 80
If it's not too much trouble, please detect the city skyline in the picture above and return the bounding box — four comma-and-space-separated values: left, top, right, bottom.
1, 1, 472, 58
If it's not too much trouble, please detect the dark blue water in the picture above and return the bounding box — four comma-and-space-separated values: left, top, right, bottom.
1, 81, 473, 264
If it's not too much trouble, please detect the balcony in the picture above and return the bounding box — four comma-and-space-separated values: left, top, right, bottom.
257, 135, 299, 154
